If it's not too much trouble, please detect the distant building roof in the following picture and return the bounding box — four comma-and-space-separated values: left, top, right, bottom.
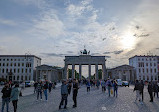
0, 55, 41, 60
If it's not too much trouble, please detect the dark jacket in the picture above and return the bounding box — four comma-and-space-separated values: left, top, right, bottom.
153, 84, 158, 92
134, 82, 141, 91
37, 83, 43, 91
73, 83, 78, 96
61, 84, 68, 95
148, 83, 153, 93
1, 87, 11, 98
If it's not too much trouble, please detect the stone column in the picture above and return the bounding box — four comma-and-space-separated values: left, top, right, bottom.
89, 64, 91, 79
72, 64, 75, 79
95, 64, 98, 80
102, 64, 106, 80
64, 64, 68, 79
79, 64, 82, 80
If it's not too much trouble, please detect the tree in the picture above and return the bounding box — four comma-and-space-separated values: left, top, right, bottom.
68, 69, 85, 79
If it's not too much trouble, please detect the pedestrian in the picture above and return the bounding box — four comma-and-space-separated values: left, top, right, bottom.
133, 80, 142, 104
113, 80, 118, 97
101, 80, 106, 92
43, 81, 48, 101
148, 82, 154, 102
86, 80, 91, 92
106, 78, 112, 97
10, 84, 20, 112
36, 81, 43, 101
1, 83, 11, 112
96, 80, 100, 89
140, 80, 144, 101
59, 80, 68, 109
72, 79, 78, 108
153, 81, 158, 98
34, 82, 38, 93
68, 80, 72, 95
49, 81, 52, 93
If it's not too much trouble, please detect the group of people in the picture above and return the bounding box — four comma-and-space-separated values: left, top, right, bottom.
59, 79, 79, 109
1, 83, 20, 112
134, 80, 159, 104
86, 78, 118, 97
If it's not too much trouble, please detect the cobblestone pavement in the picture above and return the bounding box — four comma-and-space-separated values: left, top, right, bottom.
1, 85, 159, 112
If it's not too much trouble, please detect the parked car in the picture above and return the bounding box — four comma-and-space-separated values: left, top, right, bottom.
116, 79, 122, 86
25, 81, 35, 87
122, 81, 129, 87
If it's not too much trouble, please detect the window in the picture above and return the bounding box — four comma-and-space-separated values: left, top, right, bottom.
0, 59, 1, 61
7, 59, 9, 61
147, 76, 149, 80
18, 63, 20, 67
146, 63, 148, 66
14, 63, 16, 66
22, 69, 23, 73
151, 69, 152, 73
7, 63, 9, 66
143, 76, 145, 80
11, 59, 13, 61
13, 76, 15, 80
6, 69, 8, 73
0, 63, 1, 66
142, 58, 144, 61
10, 69, 12, 72
29, 69, 31, 73
150, 58, 152, 61
22, 63, 24, 66
21, 76, 23, 80
154, 69, 157, 73
154, 58, 156, 61
17, 76, 19, 80
143, 69, 144, 73
3, 59, 5, 61
2, 69, 4, 73
10, 63, 12, 66
3, 63, 5, 66
14, 69, 16, 73
18, 59, 20, 61
139, 69, 141, 73
29, 76, 31, 80
14, 59, 16, 61
18, 69, 20, 73
25, 76, 27, 80
151, 76, 153, 80
154, 63, 156, 66
147, 69, 149, 73
150, 63, 152, 66
25, 69, 27, 73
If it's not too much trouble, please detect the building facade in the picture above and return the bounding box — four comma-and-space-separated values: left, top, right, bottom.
36, 65, 63, 82
0, 55, 41, 82
107, 65, 135, 82
129, 55, 159, 81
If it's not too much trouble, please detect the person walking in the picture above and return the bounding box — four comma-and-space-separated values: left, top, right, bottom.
140, 80, 144, 101
148, 82, 154, 102
48, 82, 52, 93
10, 84, 20, 112
59, 80, 68, 109
101, 80, 106, 92
68, 80, 72, 95
1, 83, 11, 112
34, 82, 38, 93
96, 80, 100, 89
36, 81, 43, 101
43, 81, 48, 101
153, 81, 158, 98
72, 79, 78, 108
106, 78, 112, 97
86, 80, 91, 92
134, 80, 142, 102
113, 80, 118, 97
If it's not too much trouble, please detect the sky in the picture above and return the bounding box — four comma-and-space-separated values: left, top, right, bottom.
0, 0, 159, 76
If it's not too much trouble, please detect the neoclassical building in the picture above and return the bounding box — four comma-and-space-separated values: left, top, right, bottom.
107, 65, 135, 82
36, 65, 63, 82
64, 49, 107, 80
0, 55, 41, 82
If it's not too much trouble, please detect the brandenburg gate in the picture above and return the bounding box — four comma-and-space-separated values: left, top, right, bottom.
64, 49, 107, 80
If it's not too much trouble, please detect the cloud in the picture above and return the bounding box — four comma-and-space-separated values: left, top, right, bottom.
41, 53, 67, 57
103, 52, 112, 54
67, 51, 74, 53
113, 50, 124, 54
0, 18, 16, 26
105, 56, 111, 58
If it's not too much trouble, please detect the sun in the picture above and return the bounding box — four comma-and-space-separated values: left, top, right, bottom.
120, 31, 136, 50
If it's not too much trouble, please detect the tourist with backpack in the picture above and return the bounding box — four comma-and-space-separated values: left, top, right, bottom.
113, 80, 118, 97
43, 81, 49, 101
106, 78, 112, 97
36, 81, 43, 101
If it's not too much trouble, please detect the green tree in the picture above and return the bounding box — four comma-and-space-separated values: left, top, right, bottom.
68, 69, 85, 79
